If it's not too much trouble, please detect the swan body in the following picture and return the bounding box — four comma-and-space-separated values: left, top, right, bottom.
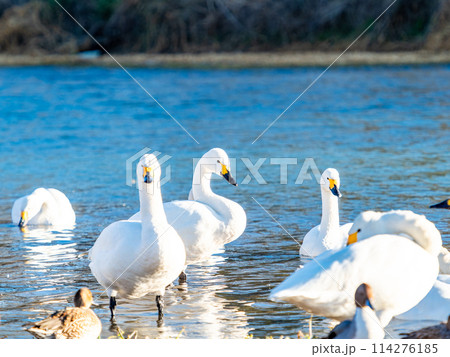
396, 274, 450, 322
25, 288, 101, 339
300, 168, 351, 257
12, 188, 75, 227
271, 210, 441, 327
89, 154, 185, 320
327, 284, 385, 339
129, 148, 246, 266
438, 247, 450, 274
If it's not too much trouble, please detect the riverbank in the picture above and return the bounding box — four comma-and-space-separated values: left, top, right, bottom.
1, 51, 450, 69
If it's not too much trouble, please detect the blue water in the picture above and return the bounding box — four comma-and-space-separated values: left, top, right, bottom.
0, 65, 449, 338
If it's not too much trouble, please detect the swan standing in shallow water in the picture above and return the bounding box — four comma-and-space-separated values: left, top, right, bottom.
299, 168, 351, 257
327, 284, 385, 339
129, 148, 246, 282
89, 154, 186, 322
270, 210, 441, 327
25, 288, 101, 339
12, 188, 75, 227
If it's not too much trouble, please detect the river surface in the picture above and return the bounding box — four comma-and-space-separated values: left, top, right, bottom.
0, 65, 449, 338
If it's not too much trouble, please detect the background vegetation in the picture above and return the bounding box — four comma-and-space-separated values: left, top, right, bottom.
0, 0, 449, 54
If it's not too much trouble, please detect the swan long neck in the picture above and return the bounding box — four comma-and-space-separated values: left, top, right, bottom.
192, 164, 234, 223
319, 187, 340, 237
138, 182, 168, 230
381, 211, 442, 256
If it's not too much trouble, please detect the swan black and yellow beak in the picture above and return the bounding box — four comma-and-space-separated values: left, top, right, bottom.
18, 211, 28, 228
328, 178, 341, 197
430, 199, 450, 209
142, 166, 153, 184
219, 162, 237, 186
347, 230, 358, 245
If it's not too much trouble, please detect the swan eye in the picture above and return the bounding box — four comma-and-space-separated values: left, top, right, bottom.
357, 229, 361, 233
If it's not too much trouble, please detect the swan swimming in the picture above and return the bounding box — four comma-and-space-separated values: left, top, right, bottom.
327, 284, 385, 339
299, 168, 351, 257
89, 154, 186, 322
270, 210, 441, 327
12, 188, 76, 227
129, 148, 246, 282
25, 288, 101, 339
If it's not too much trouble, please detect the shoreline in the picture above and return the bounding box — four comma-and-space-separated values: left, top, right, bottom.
0, 51, 449, 68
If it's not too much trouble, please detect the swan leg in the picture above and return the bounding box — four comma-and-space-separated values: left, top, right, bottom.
156, 295, 164, 325
109, 296, 117, 320
178, 271, 187, 284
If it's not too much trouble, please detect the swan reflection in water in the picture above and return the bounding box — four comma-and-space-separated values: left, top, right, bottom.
103, 252, 250, 339
21, 226, 78, 270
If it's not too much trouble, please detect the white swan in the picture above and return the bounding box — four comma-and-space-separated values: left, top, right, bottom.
347, 211, 450, 274
11, 188, 75, 227
438, 247, 450, 274
270, 210, 441, 327
299, 168, 351, 257
396, 274, 450, 322
89, 154, 186, 322
327, 284, 385, 339
129, 148, 246, 281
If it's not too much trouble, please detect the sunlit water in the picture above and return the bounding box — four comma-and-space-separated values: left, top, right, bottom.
0, 65, 449, 338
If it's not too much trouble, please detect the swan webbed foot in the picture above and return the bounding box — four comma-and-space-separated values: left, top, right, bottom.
178, 271, 187, 284
109, 296, 117, 321
156, 295, 164, 326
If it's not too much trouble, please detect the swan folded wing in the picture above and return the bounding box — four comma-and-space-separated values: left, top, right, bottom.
164, 200, 226, 257
272, 235, 438, 323
438, 247, 450, 274
396, 277, 450, 321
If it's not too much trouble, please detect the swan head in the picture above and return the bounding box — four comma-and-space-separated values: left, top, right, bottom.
17, 191, 47, 227
137, 154, 161, 189
320, 168, 341, 198
347, 211, 383, 244
355, 283, 374, 310
74, 288, 94, 309
200, 148, 237, 186
348, 210, 442, 256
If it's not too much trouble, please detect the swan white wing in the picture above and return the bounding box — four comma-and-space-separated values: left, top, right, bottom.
271, 235, 438, 326
395, 276, 450, 322
46, 188, 76, 225
438, 247, 450, 274
339, 222, 352, 237
299, 225, 321, 257
130, 200, 232, 264
164, 200, 226, 263
188, 189, 194, 201
300, 222, 352, 257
